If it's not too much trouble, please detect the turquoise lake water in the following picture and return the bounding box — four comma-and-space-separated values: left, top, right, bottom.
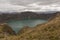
7, 19, 47, 33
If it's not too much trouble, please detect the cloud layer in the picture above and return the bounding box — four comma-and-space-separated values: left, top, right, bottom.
0, 0, 60, 12
24, 2, 60, 12
0, 3, 26, 12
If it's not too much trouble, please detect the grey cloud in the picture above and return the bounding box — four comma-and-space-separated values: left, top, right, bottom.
0, 0, 9, 3
0, 0, 60, 12
9, 0, 60, 5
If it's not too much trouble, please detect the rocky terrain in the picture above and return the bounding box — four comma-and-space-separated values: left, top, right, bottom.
0, 12, 60, 40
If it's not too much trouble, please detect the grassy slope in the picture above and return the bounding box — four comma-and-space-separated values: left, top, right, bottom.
0, 23, 16, 39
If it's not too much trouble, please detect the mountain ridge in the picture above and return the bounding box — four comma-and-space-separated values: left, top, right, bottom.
0, 11, 57, 23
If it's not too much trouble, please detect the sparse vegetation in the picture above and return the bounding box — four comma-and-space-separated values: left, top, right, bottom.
0, 12, 60, 40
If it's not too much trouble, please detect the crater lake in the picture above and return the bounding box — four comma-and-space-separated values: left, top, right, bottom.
7, 19, 47, 33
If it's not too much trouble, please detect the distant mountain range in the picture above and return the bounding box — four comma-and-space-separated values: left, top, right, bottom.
0, 11, 57, 23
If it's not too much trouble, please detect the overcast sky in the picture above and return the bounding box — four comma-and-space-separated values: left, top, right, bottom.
0, 0, 60, 12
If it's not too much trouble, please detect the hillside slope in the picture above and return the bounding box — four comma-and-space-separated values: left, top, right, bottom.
0, 23, 16, 39
17, 12, 60, 40
18, 26, 32, 35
